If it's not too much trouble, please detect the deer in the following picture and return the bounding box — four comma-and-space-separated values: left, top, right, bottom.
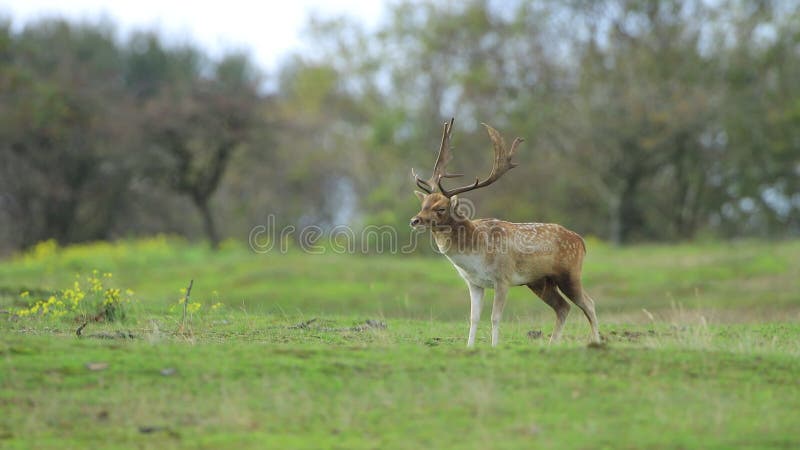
410, 118, 600, 347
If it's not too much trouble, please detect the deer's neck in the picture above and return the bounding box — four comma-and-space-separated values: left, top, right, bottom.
431, 217, 478, 254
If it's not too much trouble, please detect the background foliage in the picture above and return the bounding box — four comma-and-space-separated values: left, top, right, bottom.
1, 0, 799, 253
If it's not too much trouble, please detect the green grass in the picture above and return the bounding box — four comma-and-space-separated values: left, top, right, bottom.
3, 236, 799, 320
1, 237, 800, 449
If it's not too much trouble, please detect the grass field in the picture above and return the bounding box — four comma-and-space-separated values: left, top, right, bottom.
2, 237, 800, 449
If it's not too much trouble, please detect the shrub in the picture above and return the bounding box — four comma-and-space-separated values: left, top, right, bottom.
16, 270, 135, 322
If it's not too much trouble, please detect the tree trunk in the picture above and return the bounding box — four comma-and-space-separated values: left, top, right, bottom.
609, 175, 642, 245
608, 195, 622, 245
619, 177, 642, 243
193, 196, 220, 250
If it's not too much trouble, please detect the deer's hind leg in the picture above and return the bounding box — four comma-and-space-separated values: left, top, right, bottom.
555, 274, 600, 343
527, 278, 570, 343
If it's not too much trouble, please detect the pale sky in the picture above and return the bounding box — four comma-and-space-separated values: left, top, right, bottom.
1, 0, 386, 71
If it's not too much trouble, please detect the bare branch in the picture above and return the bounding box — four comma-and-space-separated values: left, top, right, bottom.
181, 279, 194, 329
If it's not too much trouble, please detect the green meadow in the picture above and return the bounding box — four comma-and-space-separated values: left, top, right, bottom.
2, 238, 800, 449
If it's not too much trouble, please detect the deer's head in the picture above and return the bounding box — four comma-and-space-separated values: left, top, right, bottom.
410, 118, 523, 229
410, 191, 461, 229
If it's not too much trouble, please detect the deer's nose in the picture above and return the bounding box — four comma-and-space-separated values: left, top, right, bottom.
410, 217, 421, 227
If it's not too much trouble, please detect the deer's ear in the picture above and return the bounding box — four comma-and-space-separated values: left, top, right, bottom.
449, 195, 460, 215
414, 190, 427, 202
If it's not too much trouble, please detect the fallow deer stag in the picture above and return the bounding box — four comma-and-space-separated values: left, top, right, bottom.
410, 118, 600, 347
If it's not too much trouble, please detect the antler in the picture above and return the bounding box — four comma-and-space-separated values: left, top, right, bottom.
437, 123, 524, 197
412, 118, 463, 193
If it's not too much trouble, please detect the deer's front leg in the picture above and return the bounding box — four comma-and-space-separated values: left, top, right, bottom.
491, 282, 509, 347
467, 282, 484, 348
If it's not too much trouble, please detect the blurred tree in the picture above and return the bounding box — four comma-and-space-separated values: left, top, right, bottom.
561, 0, 720, 242
143, 52, 262, 249
717, 0, 800, 236
0, 19, 135, 248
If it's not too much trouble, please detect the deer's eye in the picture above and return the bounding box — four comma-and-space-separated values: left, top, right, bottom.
435, 208, 446, 214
